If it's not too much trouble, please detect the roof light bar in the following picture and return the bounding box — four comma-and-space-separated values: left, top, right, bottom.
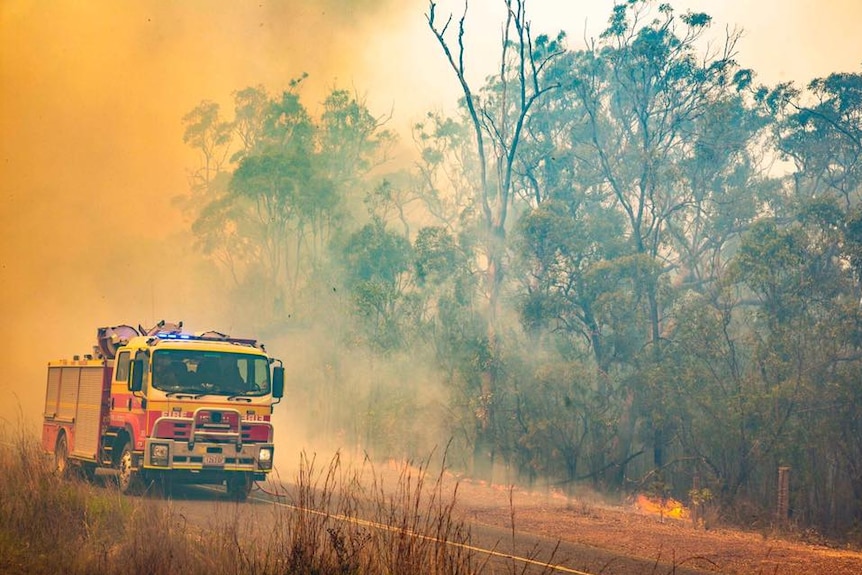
152, 331, 259, 347
156, 333, 192, 340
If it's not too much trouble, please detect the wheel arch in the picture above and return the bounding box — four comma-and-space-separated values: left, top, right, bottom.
54, 426, 69, 449
53, 428, 70, 475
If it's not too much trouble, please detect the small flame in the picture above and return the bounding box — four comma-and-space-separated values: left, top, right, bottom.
635, 494, 689, 520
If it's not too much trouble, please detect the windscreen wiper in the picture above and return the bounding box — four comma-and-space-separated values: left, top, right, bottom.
164, 391, 200, 399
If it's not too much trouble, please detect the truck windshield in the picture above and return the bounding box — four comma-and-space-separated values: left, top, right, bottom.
152, 350, 271, 397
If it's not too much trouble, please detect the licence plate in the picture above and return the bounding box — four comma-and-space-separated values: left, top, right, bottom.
204, 454, 225, 466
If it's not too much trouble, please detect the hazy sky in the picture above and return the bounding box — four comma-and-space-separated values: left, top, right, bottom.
1, 0, 860, 426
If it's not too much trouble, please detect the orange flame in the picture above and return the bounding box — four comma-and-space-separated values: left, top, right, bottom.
635, 494, 689, 520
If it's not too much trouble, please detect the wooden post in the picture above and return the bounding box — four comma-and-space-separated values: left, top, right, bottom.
777, 466, 790, 524
691, 472, 701, 528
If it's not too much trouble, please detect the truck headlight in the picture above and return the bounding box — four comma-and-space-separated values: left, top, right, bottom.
150, 443, 170, 467
258, 446, 273, 470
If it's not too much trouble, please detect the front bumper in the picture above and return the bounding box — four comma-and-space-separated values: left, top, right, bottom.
142, 438, 274, 473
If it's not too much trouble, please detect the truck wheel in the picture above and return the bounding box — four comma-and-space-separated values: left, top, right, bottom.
226, 473, 252, 501
54, 434, 69, 477
117, 441, 139, 494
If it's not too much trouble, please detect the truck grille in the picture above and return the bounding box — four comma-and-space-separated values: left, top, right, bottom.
153, 418, 272, 443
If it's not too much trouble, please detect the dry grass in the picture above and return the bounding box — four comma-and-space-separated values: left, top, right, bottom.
0, 428, 480, 575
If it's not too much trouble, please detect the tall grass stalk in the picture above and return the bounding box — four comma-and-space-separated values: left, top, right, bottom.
0, 427, 481, 575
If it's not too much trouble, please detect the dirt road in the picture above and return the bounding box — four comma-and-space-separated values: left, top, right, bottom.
156, 476, 862, 575
454, 478, 862, 575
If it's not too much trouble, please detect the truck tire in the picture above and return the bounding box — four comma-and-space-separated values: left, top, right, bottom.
226, 473, 253, 501
116, 441, 139, 494
54, 434, 69, 477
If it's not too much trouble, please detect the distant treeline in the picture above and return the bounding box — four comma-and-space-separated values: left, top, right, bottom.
181, 0, 862, 539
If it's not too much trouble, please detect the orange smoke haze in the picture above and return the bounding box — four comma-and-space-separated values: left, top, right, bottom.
0, 0, 417, 432
1, 0, 860, 434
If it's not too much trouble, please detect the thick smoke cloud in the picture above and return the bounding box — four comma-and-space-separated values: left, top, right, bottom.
0, 0, 412, 430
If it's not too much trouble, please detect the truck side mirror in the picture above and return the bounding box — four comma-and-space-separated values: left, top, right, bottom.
129, 359, 144, 392
272, 366, 284, 399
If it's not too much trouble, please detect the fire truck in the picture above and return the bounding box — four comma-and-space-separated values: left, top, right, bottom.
41, 321, 284, 500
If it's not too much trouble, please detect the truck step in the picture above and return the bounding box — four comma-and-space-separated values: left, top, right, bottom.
100, 431, 120, 464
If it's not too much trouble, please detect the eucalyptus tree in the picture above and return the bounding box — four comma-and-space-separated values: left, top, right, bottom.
183, 83, 396, 327
517, 197, 627, 374
232, 83, 276, 161
645, 179, 862, 535
515, 195, 661, 486
320, 89, 395, 186
664, 219, 817, 505
771, 71, 862, 211
510, 0, 764, 485
744, 70, 862, 530
411, 111, 479, 232
223, 85, 318, 320
571, 0, 749, 348
667, 94, 773, 297
183, 83, 312, 311
731, 204, 859, 512
182, 101, 244, 282
639, 68, 862, 532
183, 100, 234, 192
341, 218, 416, 353
558, 0, 758, 471
426, 0, 563, 479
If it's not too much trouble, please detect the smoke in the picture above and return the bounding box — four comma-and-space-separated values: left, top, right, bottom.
2, 0, 860, 436
0, 0, 414, 427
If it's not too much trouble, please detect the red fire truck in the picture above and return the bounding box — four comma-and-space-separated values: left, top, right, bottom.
41, 321, 284, 500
